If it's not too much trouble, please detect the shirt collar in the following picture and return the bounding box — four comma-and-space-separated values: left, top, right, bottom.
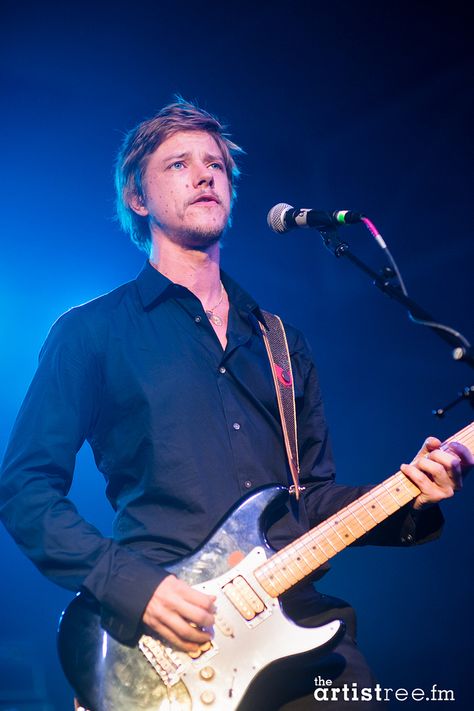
135, 261, 266, 326
135, 261, 174, 309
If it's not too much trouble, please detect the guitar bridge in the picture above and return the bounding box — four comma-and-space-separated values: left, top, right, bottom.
138, 635, 186, 687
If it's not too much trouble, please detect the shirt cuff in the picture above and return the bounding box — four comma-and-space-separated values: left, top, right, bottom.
399, 504, 445, 546
81, 545, 170, 645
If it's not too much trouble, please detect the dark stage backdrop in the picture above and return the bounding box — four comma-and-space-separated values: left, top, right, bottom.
1, 1, 473, 709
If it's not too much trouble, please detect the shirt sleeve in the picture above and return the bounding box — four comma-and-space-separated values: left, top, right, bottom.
291, 328, 444, 547
0, 310, 167, 644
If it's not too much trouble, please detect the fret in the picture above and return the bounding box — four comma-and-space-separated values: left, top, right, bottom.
299, 536, 330, 566
256, 559, 288, 594
288, 548, 314, 577
256, 574, 279, 596
313, 529, 342, 557
261, 558, 296, 594
273, 553, 301, 586
328, 518, 357, 545
373, 493, 397, 515
383, 476, 414, 506
298, 535, 328, 566
348, 504, 379, 531
398, 475, 420, 499
339, 509, 368, 538
359, 497, 388, 524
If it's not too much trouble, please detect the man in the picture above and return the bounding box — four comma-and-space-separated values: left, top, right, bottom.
0, 99, 471, 710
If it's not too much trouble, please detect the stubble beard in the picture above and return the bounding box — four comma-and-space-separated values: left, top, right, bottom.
176, 222, 227, 249
158, 211, 230, 250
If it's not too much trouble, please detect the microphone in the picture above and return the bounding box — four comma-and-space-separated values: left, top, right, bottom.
267, 203, 363, 234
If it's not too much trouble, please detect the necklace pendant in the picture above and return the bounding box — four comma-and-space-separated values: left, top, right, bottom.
206, 311, 223, 326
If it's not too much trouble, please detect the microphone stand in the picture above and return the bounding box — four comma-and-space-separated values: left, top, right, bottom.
318, 227, 473, 415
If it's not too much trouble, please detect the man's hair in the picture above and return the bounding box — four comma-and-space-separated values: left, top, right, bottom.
115, 98, 243, 254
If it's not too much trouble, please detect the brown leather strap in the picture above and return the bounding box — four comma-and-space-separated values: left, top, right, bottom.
260, 311, 304, 499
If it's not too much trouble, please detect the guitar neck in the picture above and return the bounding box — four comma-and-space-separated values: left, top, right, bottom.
254, 421, 474, 598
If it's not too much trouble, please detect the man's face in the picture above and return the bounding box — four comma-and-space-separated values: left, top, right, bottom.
132, 130, 232, 249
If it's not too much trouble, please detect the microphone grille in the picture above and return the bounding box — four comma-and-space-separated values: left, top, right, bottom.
267, 203, 293, 233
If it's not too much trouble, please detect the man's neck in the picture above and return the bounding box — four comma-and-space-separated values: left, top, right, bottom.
149, 236, 222, 308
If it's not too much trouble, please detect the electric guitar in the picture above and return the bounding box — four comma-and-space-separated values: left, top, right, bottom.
58, 422, 473, 710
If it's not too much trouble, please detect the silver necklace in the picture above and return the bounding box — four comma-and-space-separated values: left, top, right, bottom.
205, 281, 225, 326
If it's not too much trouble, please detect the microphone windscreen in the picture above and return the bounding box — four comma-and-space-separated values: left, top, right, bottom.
267, 203, 293, 233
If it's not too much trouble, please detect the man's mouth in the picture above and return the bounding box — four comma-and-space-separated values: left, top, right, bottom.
191, 193, 220, 205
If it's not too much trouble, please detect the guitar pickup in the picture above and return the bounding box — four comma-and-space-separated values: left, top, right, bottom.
215, 612, 234, 637
222, 576, 266, 621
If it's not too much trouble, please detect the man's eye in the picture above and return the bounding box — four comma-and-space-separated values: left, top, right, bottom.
170, 161, 184, 170
210, 162, 224, 170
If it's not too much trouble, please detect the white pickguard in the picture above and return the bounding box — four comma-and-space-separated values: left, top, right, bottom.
154, 547, 342, 710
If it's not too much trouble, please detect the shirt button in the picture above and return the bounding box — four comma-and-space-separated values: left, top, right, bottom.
194, 316, 202, 323
219, 366, 226, 374
232, 422, 241, 430
244, 480, 252, 489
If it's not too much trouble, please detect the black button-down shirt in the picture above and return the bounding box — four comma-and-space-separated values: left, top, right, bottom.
0, 262, 442, 642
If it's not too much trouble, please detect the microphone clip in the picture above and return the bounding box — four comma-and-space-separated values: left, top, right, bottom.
319, 227, 349, 258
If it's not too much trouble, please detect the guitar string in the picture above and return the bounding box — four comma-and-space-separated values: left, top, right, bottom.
257, 423, 473, 592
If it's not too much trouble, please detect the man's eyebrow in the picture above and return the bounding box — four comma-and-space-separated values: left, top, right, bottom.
203, 152, 224, 163
160, 151, 190, 164
160, 151, 224, 165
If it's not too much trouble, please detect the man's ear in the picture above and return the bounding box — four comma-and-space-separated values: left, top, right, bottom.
128, 191, 149, 217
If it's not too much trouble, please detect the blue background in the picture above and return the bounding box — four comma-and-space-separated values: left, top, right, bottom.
1, 1, 473, 708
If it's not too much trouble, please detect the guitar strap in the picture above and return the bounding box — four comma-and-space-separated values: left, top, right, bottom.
260, 311, 304, 499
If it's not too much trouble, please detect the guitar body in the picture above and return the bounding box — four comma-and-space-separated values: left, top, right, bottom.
58, 486, 344, 711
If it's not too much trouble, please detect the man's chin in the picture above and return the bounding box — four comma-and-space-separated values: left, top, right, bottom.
172, 224, 227, 250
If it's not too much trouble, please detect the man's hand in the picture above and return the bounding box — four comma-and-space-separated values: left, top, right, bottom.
142, 574, 216, 652
401, 437, 473, 510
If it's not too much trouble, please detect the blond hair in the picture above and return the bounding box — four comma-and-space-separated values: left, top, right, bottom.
115, 98, 243, 253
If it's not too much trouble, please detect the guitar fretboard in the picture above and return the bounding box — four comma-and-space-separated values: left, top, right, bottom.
254, 422, 473, 597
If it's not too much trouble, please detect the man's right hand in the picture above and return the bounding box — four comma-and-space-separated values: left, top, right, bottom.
142, 574, 216, 652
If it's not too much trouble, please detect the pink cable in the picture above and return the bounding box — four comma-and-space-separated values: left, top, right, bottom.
361, 216, 387, 249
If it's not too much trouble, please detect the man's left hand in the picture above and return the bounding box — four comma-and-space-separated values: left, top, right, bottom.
401, 437, 473, 510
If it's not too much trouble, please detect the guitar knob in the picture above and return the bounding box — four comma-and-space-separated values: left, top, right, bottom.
200, 689, 215, 704
199, 666, 215, 681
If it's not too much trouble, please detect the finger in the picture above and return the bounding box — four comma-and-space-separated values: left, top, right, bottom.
401, 463, 454, 508
424, 449, 463, 490
159, 586, 216, 626
413, 436, 442, 459
147, 617, 203, 652
173, 597, 215, 629
144, 598, 213, 641
446, 441, 474, 468
146, 608, 212, 645
174, 580, 216, 612
162, 576, 216, 612
410, 456, 456, 492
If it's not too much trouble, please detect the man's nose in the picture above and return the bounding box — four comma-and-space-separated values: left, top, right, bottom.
194, 164, 214, 188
